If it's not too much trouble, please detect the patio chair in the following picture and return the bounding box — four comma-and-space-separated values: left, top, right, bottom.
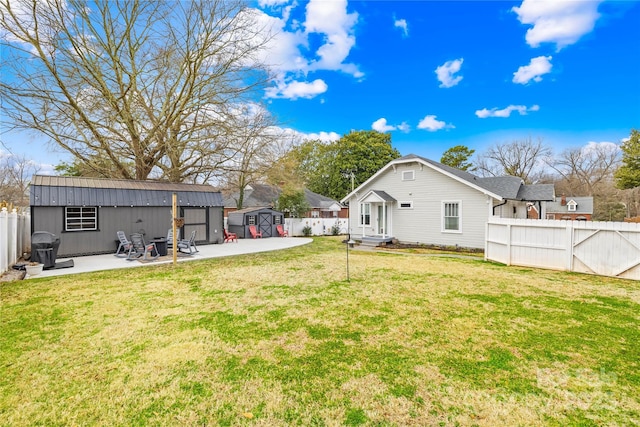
167, 228, 180, 251
223, 229, 238, 243
276, 224, 288, 237
115, 231, 133, 257
127, 233, 159, 261
248, 225, 262, 239
177, 230, 199, 254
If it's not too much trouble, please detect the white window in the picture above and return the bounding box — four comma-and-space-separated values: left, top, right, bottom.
359, 203, 371, 226
402, 170, 415, 181
442, 201, 461, 232
399, 201, 413, 209
311, 210, 320, 218
567, 201, 577, 212
247, 215, 256, 225
65, 207, 97, 231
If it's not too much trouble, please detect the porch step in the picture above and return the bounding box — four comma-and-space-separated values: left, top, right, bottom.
358, 236, 395, 247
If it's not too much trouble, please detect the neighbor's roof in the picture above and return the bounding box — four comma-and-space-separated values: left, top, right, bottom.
546, 196, 594, 214
224, 183, 342, 209
30, 175, 223, 207
341, 154, 555, 203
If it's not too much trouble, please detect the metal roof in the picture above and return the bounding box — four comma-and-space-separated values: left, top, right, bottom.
30, 175, 223, 207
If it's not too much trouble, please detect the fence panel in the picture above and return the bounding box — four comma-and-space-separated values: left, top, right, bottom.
486, 218, 640, 280
0, 209, 31, 275
284, 218, 348, 236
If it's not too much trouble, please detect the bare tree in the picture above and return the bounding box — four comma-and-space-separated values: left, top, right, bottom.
1, 0, 273, 181
0, 149, 40, 206
475, 137, 551, 183
217, 104, 297, 209
547, 142, 621, 196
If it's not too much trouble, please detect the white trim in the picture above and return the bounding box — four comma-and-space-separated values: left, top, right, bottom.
65, 206, 98, 231
341, 156, 503, 203
401, 170, 415, 181
359, 202, 371, 226
398, 201, 413, 209
442, 200, 462, 233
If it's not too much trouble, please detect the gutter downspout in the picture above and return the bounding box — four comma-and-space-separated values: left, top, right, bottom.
493, 199, 508, 217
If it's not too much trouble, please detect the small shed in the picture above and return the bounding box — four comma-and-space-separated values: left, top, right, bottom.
30, 175, 224, 257
227, 207, 284, 238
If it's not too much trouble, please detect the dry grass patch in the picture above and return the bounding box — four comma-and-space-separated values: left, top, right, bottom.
1, 236, 639, 426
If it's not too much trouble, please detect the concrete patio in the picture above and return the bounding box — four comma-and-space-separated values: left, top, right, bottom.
29, 237, 313, 279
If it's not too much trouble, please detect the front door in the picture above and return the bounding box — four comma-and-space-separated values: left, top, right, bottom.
377, 205, 387, 235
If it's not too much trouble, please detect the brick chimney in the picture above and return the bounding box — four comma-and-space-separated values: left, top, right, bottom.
561, 194, 566, 206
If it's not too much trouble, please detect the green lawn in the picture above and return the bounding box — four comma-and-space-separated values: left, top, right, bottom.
1, 237, 638, 426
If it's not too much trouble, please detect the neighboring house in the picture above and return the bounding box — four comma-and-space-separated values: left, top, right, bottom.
30, 175, 224, 257
545, 195, 593, 221
340, 154, 555, 249
223, 183, 346, 218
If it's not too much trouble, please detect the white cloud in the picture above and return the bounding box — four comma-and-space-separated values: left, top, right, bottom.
394, 18, 408, 37
304, 0, 361, 77
513, 56, 553, 84
258, 0, 291, 7
371, 118, 411, 133
265, 79, 328, 100
304, 131, 341, 142
475, 104, 540, 118
372, 118, 395, 133
255, 0, 362, 100
581, 141, 621, 155
435, 58, 463, 88
417, 115, 454, 132
512, 0, 603, 50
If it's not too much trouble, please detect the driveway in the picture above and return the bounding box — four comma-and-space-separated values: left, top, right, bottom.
30, 237, 313, 279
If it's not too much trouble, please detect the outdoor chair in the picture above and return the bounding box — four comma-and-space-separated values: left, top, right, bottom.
276, 224, 288, 237
127, 233, 159, 261
223, 229, 238, 243
248, 225, 262, 239
115, 231, 133, 257
177, 230, 199, 254
167, 228, 180, 251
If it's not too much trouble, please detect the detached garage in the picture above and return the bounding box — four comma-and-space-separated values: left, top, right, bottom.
30, 175, 224, 257
227, 207, 284, 238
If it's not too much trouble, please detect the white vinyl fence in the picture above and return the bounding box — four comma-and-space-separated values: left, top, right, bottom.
486, 217, 640, 280
0, 208, 31, 274
284, 217, 349, 237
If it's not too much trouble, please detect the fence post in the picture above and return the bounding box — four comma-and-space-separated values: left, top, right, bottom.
506, 223, 512, 266
565, 221, 574, 272
0, 208, 7, 273
8, 209, 18, 267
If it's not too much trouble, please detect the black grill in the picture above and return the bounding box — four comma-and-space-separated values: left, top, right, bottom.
31, 231, 61, 269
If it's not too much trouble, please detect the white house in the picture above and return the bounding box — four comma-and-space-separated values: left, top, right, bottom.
341, 154, 555, 249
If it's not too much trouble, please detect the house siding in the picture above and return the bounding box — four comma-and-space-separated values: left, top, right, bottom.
347, 162, 490, 248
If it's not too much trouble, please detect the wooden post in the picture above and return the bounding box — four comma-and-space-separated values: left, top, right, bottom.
172, 193, 177, 266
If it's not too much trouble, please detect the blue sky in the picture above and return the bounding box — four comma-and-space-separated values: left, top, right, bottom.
2, 0, 639, 174
255, 0, 640, 159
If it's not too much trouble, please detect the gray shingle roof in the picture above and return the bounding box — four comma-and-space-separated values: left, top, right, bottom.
369, 190, 397, 202
30, 175, 223, 207
397, 154, 555, 201
223, 183, 341, 209
546, 196, 594, 214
